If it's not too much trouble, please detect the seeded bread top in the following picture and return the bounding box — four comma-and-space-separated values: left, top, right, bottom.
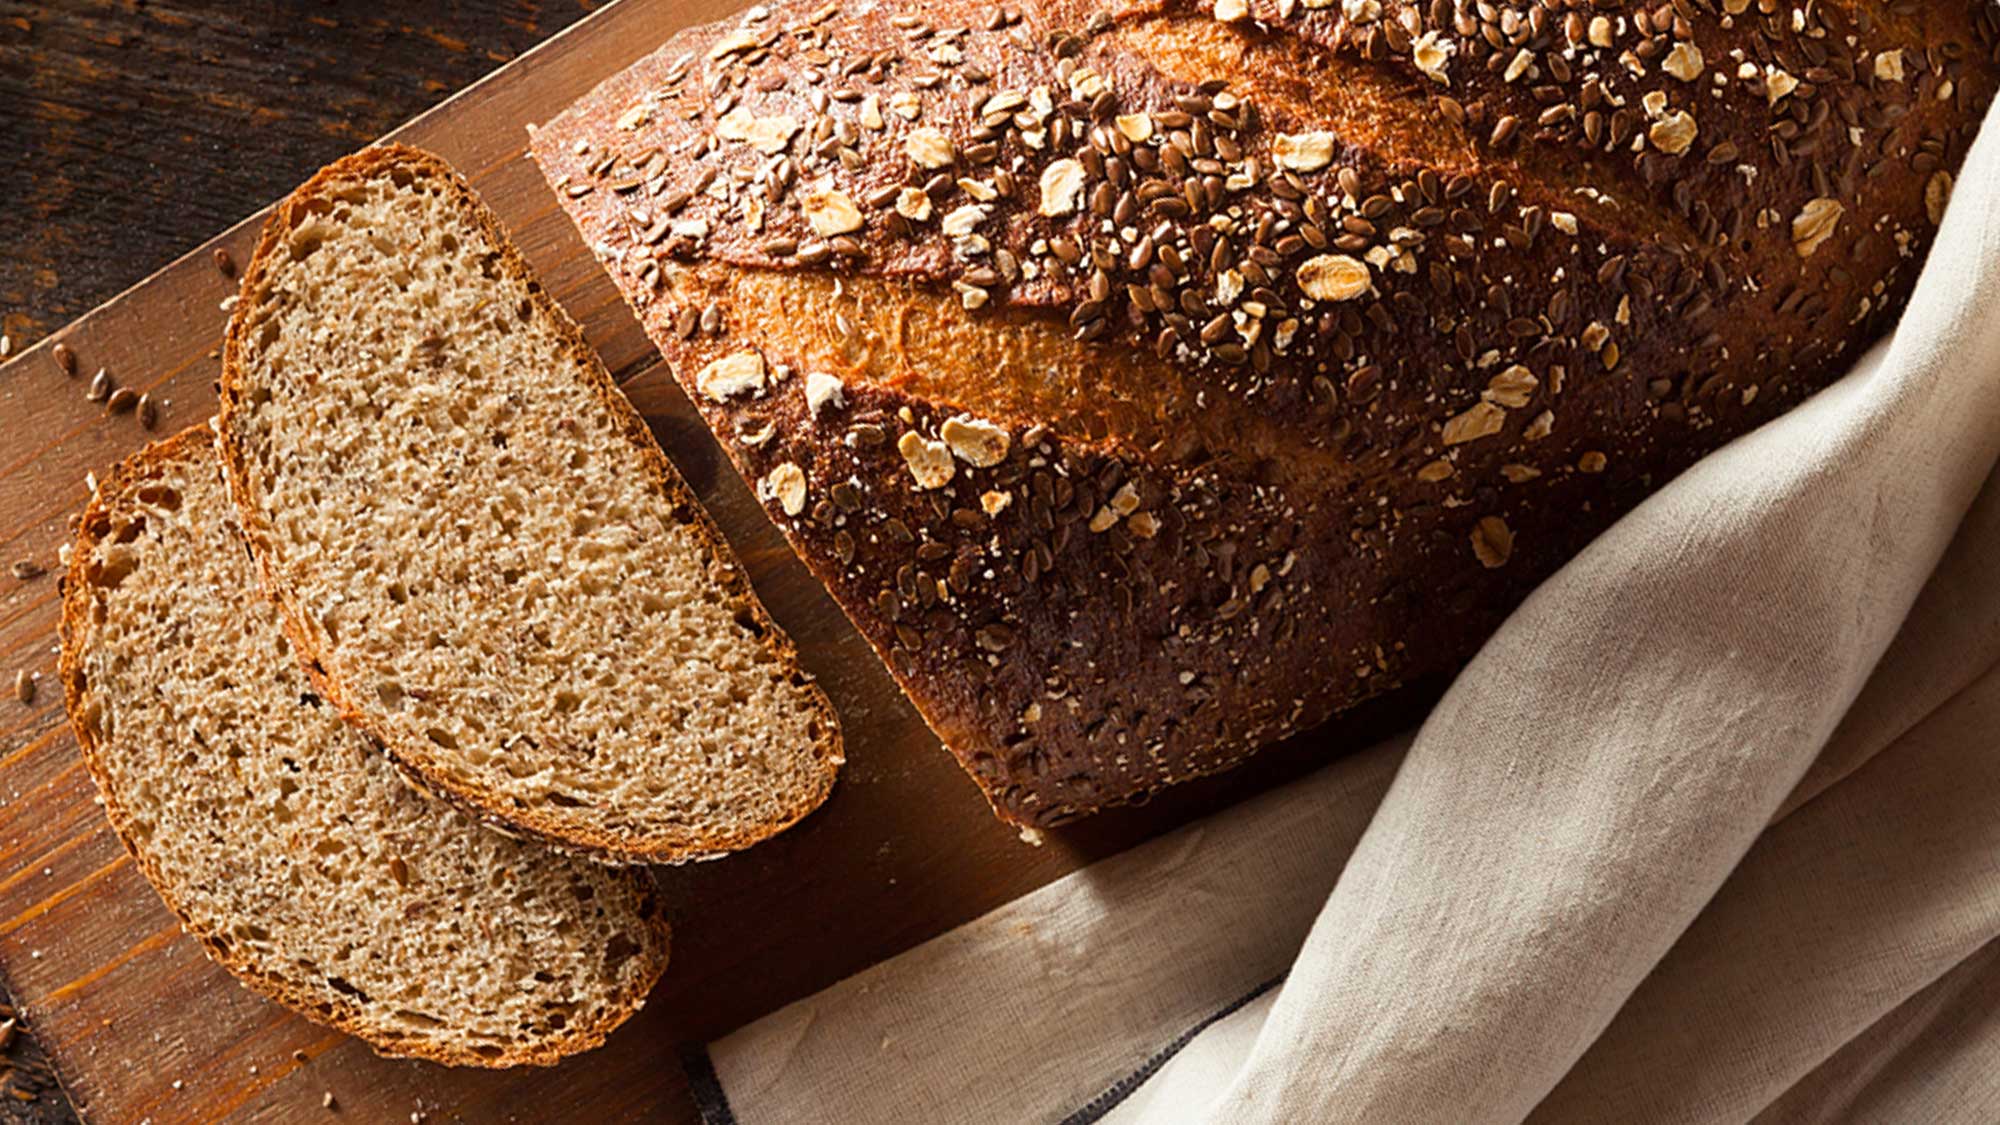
538, 0, 1987, 449
532, 0, 1998, 824
58, 428, 670, 1067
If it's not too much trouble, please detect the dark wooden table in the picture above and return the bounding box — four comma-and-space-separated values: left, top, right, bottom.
0, 4, 606, 1118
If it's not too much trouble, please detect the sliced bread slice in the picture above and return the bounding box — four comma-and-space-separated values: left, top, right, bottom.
58, 428, 670, 1067
215, 145, 842, 863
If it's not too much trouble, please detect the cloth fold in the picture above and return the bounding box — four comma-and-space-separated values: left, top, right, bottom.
697, 99, 2000, 1124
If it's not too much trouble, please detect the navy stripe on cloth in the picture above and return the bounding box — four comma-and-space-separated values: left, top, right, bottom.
683, 974, 1284, 1124
1059, 975, 1284, 1125
683, 1043, 740, 1125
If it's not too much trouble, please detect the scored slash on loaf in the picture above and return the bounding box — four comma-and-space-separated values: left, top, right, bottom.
531, 0, 2000, 827
215, 145, 843, 864
57, 429, 669, 1067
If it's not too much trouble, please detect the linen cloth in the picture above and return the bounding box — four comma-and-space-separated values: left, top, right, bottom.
692, 98, 2000, 1124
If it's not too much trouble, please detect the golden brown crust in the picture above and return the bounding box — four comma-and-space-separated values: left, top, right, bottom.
56, 427, 673, 1068
532, 0, 1999, 826
213, 144, 843, 864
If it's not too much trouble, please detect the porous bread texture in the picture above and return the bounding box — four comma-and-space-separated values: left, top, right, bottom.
57, 429, 669, 1067
216, 146, 842, 863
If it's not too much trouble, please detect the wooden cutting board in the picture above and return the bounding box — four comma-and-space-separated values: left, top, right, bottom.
0, 1, 1421, 1120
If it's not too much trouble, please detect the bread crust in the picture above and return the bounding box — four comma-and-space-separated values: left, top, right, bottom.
529, 0, 2000, 826
213, 145, 843, 864
57, 427, 673, 1067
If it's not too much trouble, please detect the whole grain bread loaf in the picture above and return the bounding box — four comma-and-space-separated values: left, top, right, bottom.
531, 0, 2000, 828
216, 146, 842, 863
58, 428, 669, 1066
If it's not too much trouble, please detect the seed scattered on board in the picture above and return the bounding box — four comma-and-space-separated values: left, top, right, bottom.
214, 246, 236, 278
52, 341, 76, 376
9, 560, 42, 581
81, 368, 160, 429
14, 670, 33, 706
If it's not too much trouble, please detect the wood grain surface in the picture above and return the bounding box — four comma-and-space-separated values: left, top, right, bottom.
0, 1, 1423, 1121
0, 1, 610, 351
3, 6, 611, 1119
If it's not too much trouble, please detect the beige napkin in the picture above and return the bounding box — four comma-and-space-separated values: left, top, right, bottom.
692, 99, 2000, 1124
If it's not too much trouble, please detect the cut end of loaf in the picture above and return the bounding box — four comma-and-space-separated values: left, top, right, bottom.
215, 145, 842, 863
57, 428, 670, 1067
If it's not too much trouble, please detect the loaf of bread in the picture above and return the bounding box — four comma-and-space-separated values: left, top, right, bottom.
216, 146, 842, 863
532, 0, 2000, 827
58, 429, 669, 1066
